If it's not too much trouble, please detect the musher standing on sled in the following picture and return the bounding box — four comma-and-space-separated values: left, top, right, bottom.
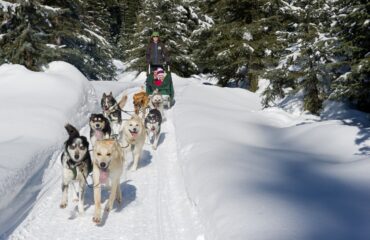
146, 32, 170, 71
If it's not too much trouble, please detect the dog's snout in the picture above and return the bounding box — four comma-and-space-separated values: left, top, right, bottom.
133, 127, 137, 132
96, 123, 101, 128
74, 154, 80, 159
100, 162, 106, 168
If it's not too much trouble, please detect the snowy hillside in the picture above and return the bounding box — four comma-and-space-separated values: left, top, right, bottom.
0, 62, 369, 239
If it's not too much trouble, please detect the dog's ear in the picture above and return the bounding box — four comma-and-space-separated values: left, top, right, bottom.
65, 123, 80, 138
81, 136, 89, 148
109, 91, 113, 96
103, 93, 106, 98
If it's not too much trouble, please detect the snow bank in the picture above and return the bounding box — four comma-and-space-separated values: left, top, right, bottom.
173, 79, 370, 240
0, 62, 97, 236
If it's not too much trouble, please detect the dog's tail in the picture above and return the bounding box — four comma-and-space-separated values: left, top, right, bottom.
118, 94, 128, 110
64, 123, 80, 138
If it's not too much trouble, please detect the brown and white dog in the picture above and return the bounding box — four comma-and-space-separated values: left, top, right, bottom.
132, 88, 149, 119
92, 139, 125, 224
120, 114, 146, 171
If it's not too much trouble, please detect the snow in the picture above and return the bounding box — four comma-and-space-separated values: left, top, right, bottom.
280, 0, 304, 14
265, 48, 272, 56
243, 31, 253, 41
0, 62, 97, 235
0, 62, 369, 239
176, 5, 187, 14
84, 29, 110, 46
174, 79, 370, 240
0, 0, 18, 12
216, 49, 231, 59
77, 34, 92, 43
40, 4, 61, 12
46, 44, 66, 49
243, 43, 254, 53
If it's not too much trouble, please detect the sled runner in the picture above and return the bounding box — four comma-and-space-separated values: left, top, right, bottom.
146, 65, 174, 108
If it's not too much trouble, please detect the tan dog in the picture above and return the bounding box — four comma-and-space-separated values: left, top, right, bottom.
120, 114, 146, 171
92, 139, 124, 224
133, 88, 149, 118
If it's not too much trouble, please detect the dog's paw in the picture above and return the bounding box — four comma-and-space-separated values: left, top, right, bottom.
92, 216, 101, 224
60, 203, 67, 208
152, 145, 157, 150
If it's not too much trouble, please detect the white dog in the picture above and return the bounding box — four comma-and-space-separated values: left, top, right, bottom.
92, 139, 124, 224
120, 114, 146, 171
149, 89, 165, 121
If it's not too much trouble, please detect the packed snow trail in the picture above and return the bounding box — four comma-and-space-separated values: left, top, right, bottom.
8, 85, 204, 240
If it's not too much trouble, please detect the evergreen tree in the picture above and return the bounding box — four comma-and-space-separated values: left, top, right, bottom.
263, 0, 333, 113
122, 0, 206, 77
118, 0, 141, 59
0, 0, 117, 80
330, 0, 370, 112
196, 0, 283, 88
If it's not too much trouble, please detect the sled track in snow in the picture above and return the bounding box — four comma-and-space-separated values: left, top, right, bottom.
8, 85, 204, 240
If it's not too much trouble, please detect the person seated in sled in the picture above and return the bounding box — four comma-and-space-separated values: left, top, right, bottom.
153, 67, 166, 86
146, 31, 170, 71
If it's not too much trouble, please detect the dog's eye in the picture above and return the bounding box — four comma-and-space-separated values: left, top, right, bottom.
129, 124, 133, 126
107, 153, 111, 156
80, 145, 85, 150
97, 153, 101, 156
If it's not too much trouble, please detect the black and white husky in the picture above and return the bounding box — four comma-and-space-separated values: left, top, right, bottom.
101, 92, 128, 139
60, 124, 92, 214
145, 109, 162, 150
149, 89, 165, 121
89, 113, 111, 146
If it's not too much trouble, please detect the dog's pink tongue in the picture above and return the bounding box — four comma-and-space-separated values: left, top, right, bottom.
95, 131, 104, 140
99, 170, 109, 184
131, 132, 138, 138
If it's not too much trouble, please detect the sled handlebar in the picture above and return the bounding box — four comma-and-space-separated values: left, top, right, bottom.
147, 64, 171, 74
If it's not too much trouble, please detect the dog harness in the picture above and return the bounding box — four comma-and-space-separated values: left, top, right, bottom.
67, 159, 92, 179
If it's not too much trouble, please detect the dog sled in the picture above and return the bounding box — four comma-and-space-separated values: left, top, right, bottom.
146, 65, 174, 108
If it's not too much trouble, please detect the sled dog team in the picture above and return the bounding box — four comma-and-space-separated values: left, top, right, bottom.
60, 88, 166, 224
